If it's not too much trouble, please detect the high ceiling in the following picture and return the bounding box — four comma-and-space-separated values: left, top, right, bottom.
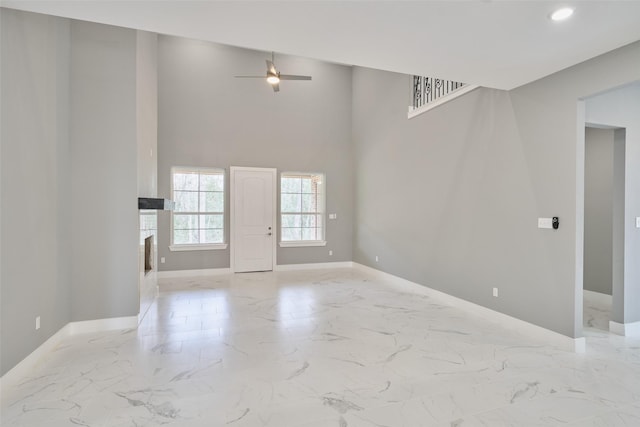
3, 0, 640, 90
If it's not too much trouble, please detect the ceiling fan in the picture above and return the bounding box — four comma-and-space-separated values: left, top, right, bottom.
235, 52, 312, 92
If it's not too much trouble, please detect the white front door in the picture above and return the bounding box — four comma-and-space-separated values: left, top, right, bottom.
231, 167, 276, 273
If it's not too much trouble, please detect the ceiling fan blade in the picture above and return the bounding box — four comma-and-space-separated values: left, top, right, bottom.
266, 60, 278, 75
235, 75, 267, 78
279, 75, 312, 81
272, 83, 280, 92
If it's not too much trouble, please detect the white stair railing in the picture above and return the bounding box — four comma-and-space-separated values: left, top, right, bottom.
408, 76, 479, 119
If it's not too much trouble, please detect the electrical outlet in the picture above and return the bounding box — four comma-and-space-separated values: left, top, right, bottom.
35, 316, 41, 330
329, 250, 333, 256
375, 255, 379, 262
492, 288, 499, 297
161, 257, 165, 263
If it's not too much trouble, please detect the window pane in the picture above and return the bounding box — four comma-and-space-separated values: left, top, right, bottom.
282, 214, 301, 228
174, 229, 199, 245
281, 177, 301, 193
301, 177, 313, 193
174, 214, 198, 230
200, 174, 224, 192
174, 191, 198, 212
301, 214, 316, 227
282, 228, 302, 241
140, 213, 157, 231
201, 214, 223, 229
200, 192, 224, 212
281, 194, 301, 213
302, 228, 319, 241
201, 229, 224, 244
172, 168, 226, 246
301, 194, 317, 213
173, 173, 198, 191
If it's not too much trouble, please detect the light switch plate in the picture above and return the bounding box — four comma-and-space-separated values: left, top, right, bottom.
538, 218, 553, 229
636, 217, 640, 228
329, 213, 337, 220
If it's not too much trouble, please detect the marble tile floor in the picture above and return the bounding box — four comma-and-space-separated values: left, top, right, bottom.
2, 269, 640, 427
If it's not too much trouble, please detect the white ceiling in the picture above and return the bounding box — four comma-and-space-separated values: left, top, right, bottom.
3, 0, 640, 90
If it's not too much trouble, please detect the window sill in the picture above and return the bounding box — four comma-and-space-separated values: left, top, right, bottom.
169, 244, 228, 252
279, 241, 327, 248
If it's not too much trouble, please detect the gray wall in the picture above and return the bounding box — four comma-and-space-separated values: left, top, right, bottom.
69, 21, 139, 321
584, 128, 615, 295
586, 83, 640, 324
1, 9, 71, 376
137, 31, 158, 199
157, 36, 353, 271
352, 41, 640, 338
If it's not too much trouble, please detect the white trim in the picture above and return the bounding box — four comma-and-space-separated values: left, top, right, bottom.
0, 315, 139, 389
609, 320, 640, 337
408, 84, 480, 119
67, 316, 138, 335
138, 284, 159, 324
157, 268, 231, 278
169, 243, 227, 251
0, 323, 71, 389
583, 289, 612, 305
280, 171, 326, 243
353, 263, 586, 353
230, 166, 278, 273
275, 261, 353, 271
170, 166, 226, 248
279, 240, 327, 247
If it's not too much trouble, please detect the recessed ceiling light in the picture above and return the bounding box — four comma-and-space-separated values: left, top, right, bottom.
551, 7, 574, 21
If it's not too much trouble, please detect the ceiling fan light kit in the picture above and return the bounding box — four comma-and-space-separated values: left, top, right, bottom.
235, 52, 312, 93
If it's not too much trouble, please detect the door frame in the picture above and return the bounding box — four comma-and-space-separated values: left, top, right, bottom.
230, 166, 278, 273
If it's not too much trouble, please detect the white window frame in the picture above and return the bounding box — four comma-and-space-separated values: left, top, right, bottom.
169, 166, 227, 251
279, 172, 327, 248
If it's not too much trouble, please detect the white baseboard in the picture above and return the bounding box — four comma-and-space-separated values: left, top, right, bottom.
609, 320, 640, 337
157, 268, 232, 278
583, 289, 612, 304
1, 315, 138, 389
353, 263, 586, 353
275, 261, 354, 271
158, 263, 354, 276
67, 316, 138, 335
0, 323, 71, 390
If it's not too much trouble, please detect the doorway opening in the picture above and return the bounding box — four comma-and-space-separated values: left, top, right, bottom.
583, 126, 625, 333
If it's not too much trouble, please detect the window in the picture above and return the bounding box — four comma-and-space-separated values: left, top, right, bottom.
280, 172, 326, 247
170, 167, 226, 251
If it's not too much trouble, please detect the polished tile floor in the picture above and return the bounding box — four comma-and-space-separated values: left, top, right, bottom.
2, 269, 640, 426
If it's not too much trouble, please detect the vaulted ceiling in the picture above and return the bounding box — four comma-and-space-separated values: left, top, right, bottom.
3, 1, 640, 89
